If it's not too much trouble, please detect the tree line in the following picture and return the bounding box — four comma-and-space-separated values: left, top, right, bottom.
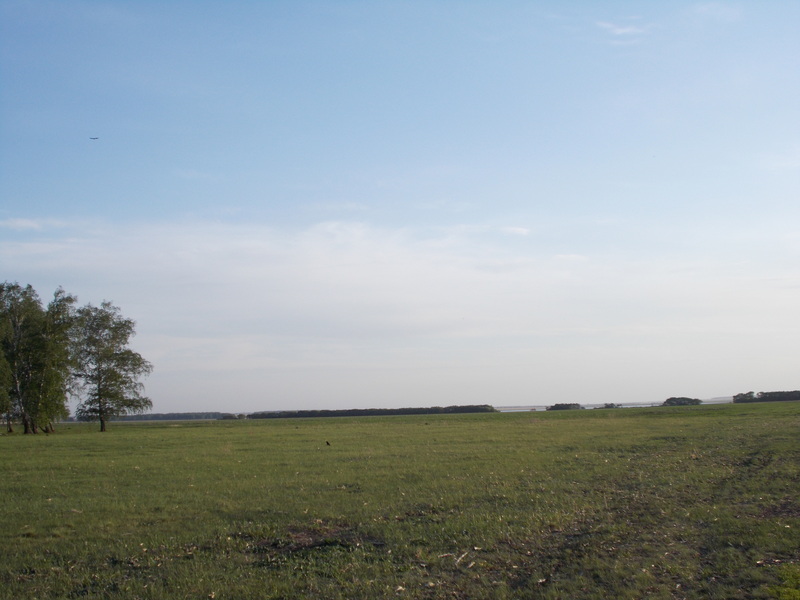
248, 405, 498, 419
733, 391, 800, 403
0, 282, 152, 433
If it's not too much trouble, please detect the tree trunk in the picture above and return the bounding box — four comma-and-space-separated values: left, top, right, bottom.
6, 417, 13, 433
100, 416, 106, 432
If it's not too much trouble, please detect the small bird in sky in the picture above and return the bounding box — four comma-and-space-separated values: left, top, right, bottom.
89, 137, 98, 140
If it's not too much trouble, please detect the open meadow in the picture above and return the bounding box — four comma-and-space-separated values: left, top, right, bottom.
1, 403, 798, 599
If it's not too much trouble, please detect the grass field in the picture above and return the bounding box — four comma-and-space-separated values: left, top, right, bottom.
1, 402, 798, 599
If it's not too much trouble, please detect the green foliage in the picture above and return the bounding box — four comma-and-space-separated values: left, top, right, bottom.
72, 301, 153, 431
546, 403, 583, 410
662, 396, 702, 406
4, 403, 796, 598
2, 283, 153, 433
0, 283, 76, 433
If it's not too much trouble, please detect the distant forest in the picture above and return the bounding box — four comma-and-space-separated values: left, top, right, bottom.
733, 391, 800, 403
99, 405, 498, 421
250, 405, 498, 419
97, 412, 232, 422
94, 394, 800, 422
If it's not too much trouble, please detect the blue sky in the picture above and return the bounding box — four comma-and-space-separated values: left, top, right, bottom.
2, 1, 799, 412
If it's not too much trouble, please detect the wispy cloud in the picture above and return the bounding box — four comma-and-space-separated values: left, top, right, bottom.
0, 218, 43, 231
2, 217, 797, 411
596, 18, 651, 44
596, 20, 648, 36
501, 226, 530, 236
0, 218, 75, 231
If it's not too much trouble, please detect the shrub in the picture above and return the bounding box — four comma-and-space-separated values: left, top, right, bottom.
662, 397, 701, 406
546, 403, 583, 411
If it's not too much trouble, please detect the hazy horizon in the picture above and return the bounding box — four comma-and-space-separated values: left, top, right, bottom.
2, 2, 798, 413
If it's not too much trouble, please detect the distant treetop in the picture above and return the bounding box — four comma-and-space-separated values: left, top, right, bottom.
662, 397, 702, 406
546, 403, 583, 411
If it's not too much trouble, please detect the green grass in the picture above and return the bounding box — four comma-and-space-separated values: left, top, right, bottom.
1, 402, 798, 599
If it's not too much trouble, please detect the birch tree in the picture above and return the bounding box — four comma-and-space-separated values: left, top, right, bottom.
0, 283, 75, 433
72, 301, 153, 431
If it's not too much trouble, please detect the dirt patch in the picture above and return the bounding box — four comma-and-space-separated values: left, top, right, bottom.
760, 498, 800, 519
246, 520, 380, 557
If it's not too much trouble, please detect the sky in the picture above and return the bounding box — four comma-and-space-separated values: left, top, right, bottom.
1, 1, 799, 413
